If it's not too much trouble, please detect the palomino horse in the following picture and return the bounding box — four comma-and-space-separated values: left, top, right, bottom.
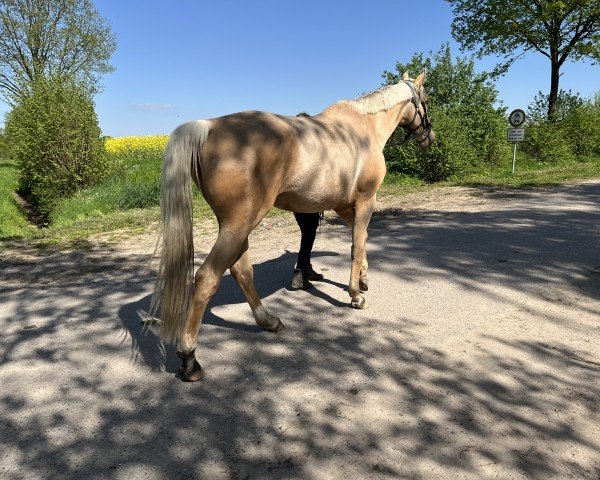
153, 71, 434, 381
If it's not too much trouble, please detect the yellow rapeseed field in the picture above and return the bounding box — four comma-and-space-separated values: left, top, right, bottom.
104, 135, 168, 156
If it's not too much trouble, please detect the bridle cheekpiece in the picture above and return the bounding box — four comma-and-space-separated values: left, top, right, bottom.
401, 80, 432, 145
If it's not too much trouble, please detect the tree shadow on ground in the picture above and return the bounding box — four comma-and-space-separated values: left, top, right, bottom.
118, 250, 343, 373
0, 183, 598, 479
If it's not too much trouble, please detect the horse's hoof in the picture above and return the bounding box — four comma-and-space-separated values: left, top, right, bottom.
359, 278, 369, 292
351, 296, 368, 309
254, 307, 284, 332
179, 363, 206, 382
263, 318, 284, 332
176, 350, 207, 382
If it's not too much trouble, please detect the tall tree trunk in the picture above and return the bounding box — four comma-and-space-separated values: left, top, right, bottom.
548, 59, 560, 120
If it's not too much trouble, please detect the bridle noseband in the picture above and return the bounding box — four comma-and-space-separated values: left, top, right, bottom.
400, 81, 432, 145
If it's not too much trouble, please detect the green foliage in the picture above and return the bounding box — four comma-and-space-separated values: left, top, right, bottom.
50, 141, 166, 227
527, 90, 585, 123
383, 43, 509, 182
447, 154, 600, 187
447, 0, 600, 68
5, 77, 107, 215
523, 90, 600, 162
105, 140, 164, 210
0, 0, 116, 102
0, 159, 32, 239
446, 0, 600, 117
522, 121, 576, 164
117, 180, 161, 210
0, 128, 8, 159
385, 109, 473, 182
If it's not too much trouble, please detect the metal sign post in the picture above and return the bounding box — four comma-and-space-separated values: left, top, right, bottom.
508, 109, 526, 174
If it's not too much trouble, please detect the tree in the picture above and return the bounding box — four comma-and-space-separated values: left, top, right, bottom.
0, 0, 116, 102
446, 0, 600, 119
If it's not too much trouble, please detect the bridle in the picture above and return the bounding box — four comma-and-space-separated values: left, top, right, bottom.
389, 80, 433, 147
402, 80, 432, 145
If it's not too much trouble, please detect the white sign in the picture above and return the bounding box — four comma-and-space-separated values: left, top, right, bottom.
509, 109, 526, 127
508, 128, 525, 142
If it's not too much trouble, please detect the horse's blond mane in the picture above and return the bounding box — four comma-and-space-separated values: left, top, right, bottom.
340, 82, 412, 115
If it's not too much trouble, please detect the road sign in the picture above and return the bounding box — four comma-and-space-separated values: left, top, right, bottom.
508, 128, 525, 142
509, 109, 526, 127
507, 111, 526, 174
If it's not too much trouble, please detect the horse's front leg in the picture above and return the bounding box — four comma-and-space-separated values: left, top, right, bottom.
359, 239, 369, 292
349, 196, 376, 309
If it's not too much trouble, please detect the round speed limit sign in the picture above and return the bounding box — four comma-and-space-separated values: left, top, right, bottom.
509, 109, 526, 127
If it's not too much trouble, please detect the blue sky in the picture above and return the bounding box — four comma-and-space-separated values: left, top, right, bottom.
1, 0, 599, 136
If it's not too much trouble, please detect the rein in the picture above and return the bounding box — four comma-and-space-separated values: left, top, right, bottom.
386, 81, 432, 147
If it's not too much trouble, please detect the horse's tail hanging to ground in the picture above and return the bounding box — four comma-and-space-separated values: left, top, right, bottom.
151, 120, 211, 343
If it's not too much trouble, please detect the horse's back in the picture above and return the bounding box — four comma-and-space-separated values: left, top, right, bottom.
196, 109, 383, 215
274, 109, 384, 212
197, 111, 300, 218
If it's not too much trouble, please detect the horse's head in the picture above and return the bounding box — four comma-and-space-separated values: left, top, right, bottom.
400, 71, 435, 147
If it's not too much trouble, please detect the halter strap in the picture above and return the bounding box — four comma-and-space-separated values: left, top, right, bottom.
395, 80, 432, 146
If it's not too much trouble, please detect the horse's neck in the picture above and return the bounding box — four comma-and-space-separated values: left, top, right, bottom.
325, 83, 414, 149
372, 83, 415, 146
370, 104, 409, 147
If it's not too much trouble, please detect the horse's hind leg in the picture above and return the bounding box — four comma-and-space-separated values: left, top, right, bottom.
177, 226, 252, 381
230, 239, 283, 332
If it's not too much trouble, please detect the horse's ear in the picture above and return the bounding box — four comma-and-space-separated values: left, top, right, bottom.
402, 72, 410, 81
415, 71, 427, 85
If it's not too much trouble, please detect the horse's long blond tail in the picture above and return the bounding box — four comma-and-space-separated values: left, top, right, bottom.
151, 120, 211, 344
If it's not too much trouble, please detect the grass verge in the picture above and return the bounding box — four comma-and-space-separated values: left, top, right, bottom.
1, 154, 599, 247
453, 154, 600, 187
380, 155, 600, 196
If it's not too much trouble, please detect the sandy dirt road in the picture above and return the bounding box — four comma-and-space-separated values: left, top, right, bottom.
1, 181, 599, 479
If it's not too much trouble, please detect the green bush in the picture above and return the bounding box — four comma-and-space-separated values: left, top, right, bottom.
522, 90, 600, 162
386, 108, 476, 182
49, 139, 168, 227
0, 129, 9, 160
0, 160, 32, 239
4, 77, 107, 215
523, 121, 575, 164
383, 44, 509, 182
526, 89, 584, 124
564, 103, 600, 156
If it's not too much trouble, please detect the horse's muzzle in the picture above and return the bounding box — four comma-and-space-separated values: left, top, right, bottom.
420, 130, 435, 148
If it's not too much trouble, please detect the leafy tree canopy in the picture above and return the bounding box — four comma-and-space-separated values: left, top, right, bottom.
448, 0, 600, 69
0, 0, 117, 102
446, 0, 600, 118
